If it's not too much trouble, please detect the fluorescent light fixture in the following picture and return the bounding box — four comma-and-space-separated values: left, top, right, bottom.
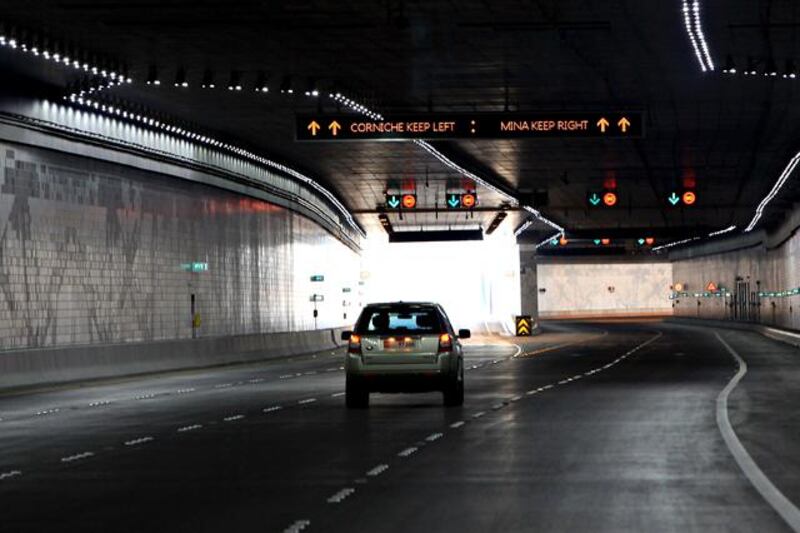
745, 151, 800, 232
681, 0, 714, 72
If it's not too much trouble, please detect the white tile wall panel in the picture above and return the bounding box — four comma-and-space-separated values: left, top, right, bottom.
0, 142, 360, 350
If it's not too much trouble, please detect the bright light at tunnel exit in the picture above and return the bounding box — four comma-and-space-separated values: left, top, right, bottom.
359, 233, 521, 334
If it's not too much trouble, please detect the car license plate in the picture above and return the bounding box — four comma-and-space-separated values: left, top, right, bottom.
384, 338, 416, 349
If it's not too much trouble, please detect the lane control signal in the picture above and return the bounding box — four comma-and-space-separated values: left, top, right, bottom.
385, 193, 417, 209
446, 192, 478, 209
603, 192, 618, 207
461, 192, 477, 208
667, 189, 697, 207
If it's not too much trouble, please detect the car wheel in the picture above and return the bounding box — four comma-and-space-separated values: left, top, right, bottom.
443, 361, 464, 407
346, 377, 369, 409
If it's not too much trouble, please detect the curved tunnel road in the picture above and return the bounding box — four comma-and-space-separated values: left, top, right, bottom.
0, 322, 798, 532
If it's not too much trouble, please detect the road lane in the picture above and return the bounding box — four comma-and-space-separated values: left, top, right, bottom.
0, 322, 796, 532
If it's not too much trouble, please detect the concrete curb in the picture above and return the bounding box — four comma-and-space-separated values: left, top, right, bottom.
0, 328, 347, 391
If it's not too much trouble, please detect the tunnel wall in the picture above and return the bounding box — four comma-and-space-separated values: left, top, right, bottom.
537, 259, 673, 319
0, 140, 360, 387
671, 225, 800, 330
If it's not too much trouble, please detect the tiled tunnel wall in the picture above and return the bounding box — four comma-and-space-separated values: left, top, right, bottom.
537, 261, 673, 318
0, 142, 360, 351
672, 230, 800, 331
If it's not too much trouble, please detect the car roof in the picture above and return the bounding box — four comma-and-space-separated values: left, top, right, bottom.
364, 302, 439, 308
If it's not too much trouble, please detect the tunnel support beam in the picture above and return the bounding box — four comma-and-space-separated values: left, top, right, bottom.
519, 244, 539, 330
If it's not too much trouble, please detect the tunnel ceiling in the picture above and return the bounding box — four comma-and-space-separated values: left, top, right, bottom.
1, 0, 799, 245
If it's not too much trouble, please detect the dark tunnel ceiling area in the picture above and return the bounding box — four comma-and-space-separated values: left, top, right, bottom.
0, 0, 799, 247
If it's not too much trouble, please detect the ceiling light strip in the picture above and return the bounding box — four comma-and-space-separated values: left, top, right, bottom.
64, 97, 365, 238
745, 151, 800, 232
535, 231, 564, 249
691, 1, 714, 71
681, 0, 709, 72
0, 30, 131, 82
652, 225, 736, 252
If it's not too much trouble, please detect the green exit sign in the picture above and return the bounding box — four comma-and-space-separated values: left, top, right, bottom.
181, 262, 209, 273
310, 275, 324, 282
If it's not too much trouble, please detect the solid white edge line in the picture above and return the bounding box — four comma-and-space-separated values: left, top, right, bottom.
714, 332, 800, 532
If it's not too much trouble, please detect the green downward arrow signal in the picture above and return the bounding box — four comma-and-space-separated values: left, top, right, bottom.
637, 238, 646, 246
387, 196, 400, 208
668, 193, 680, 206
593, 239, 601, 245
589, 193, 601, 206
447, 195, 461, 208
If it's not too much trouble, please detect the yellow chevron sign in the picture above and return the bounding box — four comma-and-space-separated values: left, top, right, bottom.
516, 316, 532, 336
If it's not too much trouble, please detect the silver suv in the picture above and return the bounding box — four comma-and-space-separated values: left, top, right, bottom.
341, 302, 470, 408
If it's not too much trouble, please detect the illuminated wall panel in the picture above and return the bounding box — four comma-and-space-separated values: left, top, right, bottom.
0, 142, 359, 350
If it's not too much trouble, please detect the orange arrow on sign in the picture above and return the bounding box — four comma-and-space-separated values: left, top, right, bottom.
597, 117, 610, 133
329, 120, 342, 136
307, 120, 320, 136
706, 281, 718, 292
618, 117, 631, 133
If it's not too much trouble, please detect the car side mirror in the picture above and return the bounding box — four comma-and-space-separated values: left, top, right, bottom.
458, 329, 471, 339
341, 331, 352, 341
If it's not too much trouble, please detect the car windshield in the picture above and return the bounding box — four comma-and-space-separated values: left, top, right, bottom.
355, 307, 443, 335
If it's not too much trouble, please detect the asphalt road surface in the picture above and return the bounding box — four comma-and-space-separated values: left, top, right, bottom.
1, 321, 798, 532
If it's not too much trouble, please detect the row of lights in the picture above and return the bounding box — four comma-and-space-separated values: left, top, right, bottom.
0, 28, 130, 82
722, 55, 797, 79
681, 0, 715, 72
145, 66, 332, 97
64, 95, 365, 238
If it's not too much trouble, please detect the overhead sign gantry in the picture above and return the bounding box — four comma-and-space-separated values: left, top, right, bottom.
296, 112, 644, 141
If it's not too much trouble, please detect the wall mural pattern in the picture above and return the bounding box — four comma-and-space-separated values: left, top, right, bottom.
0, 143, 359, 350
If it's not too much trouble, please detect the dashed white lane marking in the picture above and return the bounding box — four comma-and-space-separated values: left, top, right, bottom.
175, 388, 195, 394
223, 414, 245, 422
425, 432, 443, 442
715, 332, 800, 532
134, 393, 156, 400
248, 378, 264, 384
331, 392, 346, 397
366, 464, 389, 477
0, 470, 21, 480
35, 408, 60, 416
398, 447, 418, 457
510, 395, 523, 402
491, 402, 506, 410
449, 421, 465, 429
304, 371, 317, 376
279, 374, 293, 379
61, 451, 94, 463
124, 436, 154, 447
88, 400, 113, 407
214, 383, 233, 389
177, 424, 203, 433
298, 398, 317, 405
263, 406, 283, 413
327, 487, 355, 503
472, 411, 486, 419
283, 519, 311, 533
